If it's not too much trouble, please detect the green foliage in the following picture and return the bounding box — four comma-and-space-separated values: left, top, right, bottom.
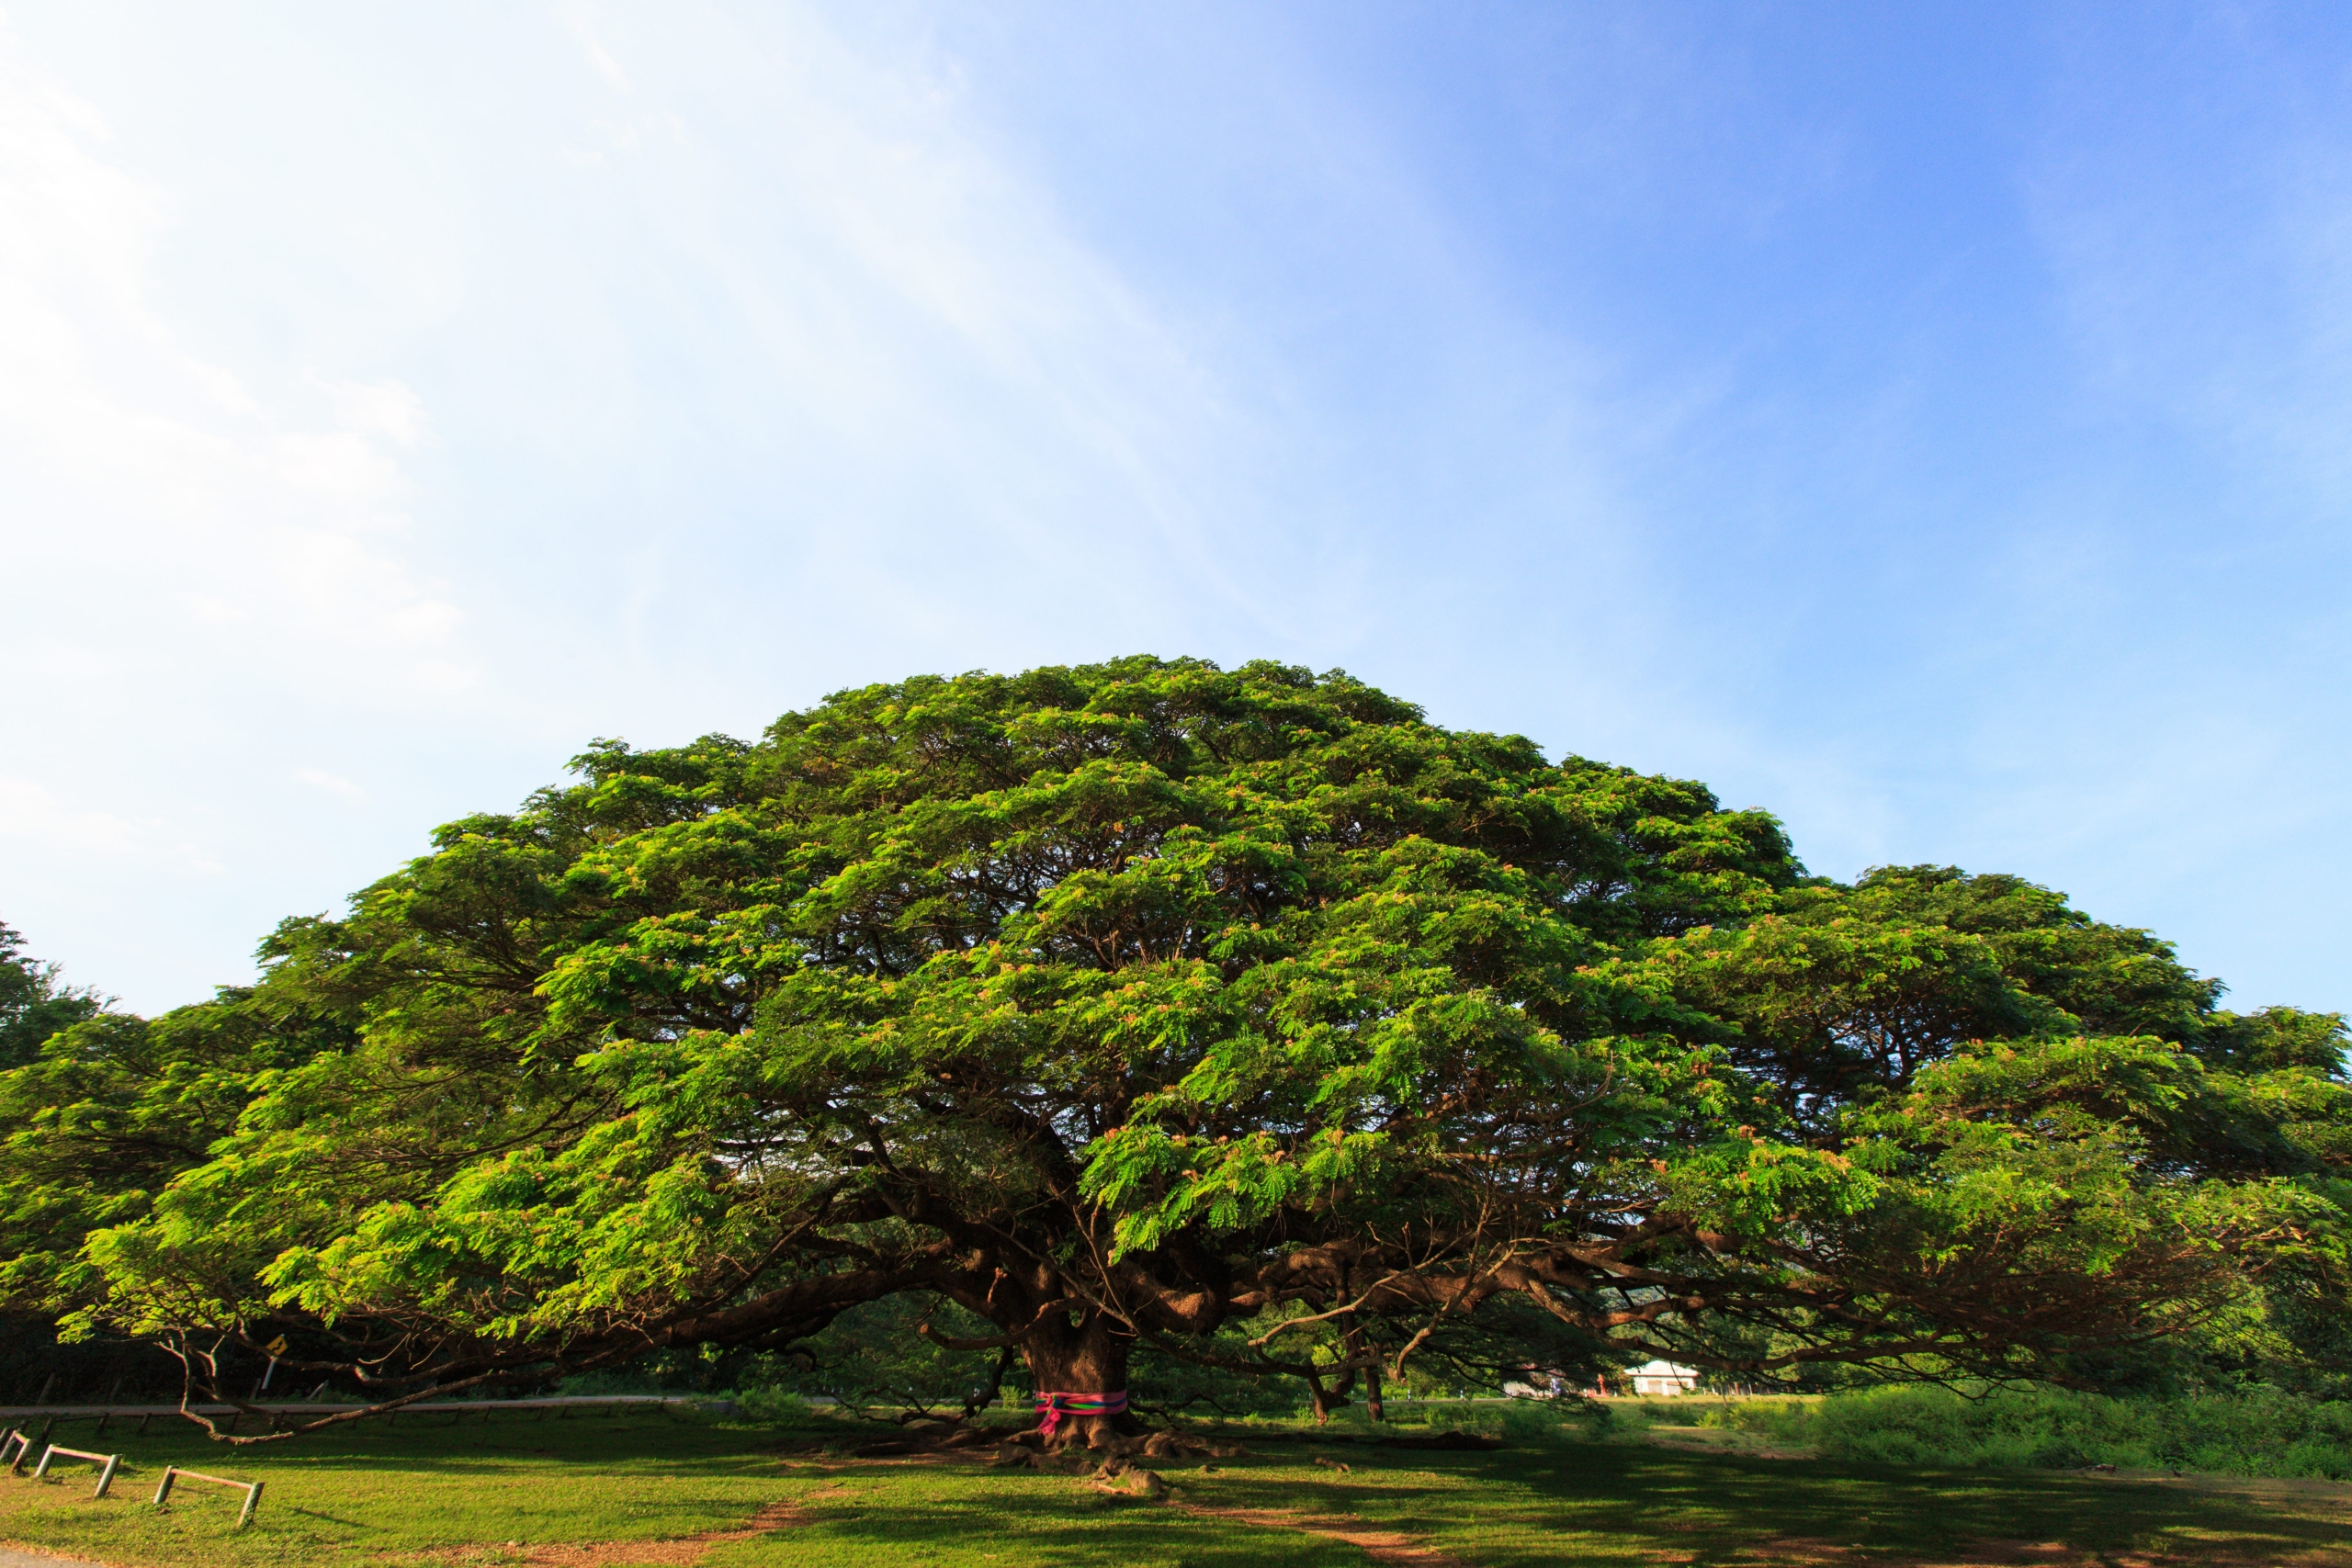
0, 987, 351, 1320
1306, 1394, 1598, 1442
741, 1295, 1008, 1416
0, 920, 105, 1068
1702, 1385, 2352, 1479
1, 658, 2346, 1432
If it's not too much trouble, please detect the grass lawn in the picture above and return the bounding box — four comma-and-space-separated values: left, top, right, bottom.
0, 1406, 2345, 1567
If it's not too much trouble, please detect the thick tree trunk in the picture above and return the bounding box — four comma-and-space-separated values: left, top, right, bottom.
1018, 1313, 1136, 1448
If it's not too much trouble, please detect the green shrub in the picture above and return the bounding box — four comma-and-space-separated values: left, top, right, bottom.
1695, 1395, 1810, 1441
1726, 1386, 2352, 1479
732, 1386, 816, 1424
1298, 1395, 1594, 1442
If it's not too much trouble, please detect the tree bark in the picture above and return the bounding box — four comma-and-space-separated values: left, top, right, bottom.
1017, 1311, 1136, 1448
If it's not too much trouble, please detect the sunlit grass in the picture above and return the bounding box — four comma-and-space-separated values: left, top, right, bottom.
0, 1406, 2343, 1567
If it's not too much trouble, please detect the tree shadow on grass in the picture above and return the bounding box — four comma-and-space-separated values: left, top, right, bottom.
702, 1441, 2350, 1568
24, 1416, 775, 1478
1358, 1443, 2352, 1566
707, 1480, 1370, 1568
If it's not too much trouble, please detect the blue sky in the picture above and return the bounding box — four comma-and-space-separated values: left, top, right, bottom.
2, 3, 2347, 1018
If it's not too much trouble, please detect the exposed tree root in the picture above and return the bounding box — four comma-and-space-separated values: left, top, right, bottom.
1232, 1429, 1500, 1452
841, 1422, 1032, 1458
988, 1427, 1246, 1470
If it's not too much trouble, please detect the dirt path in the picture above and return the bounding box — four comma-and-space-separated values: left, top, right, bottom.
506, 1498, 806, 1565
400, 1495, 824, 1566
1170, 1500, 1475, 1568
883, 1448, 1476, 1567
0, 1547, 111, 1568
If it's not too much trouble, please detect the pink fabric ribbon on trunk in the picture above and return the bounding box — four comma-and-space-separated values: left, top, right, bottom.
1034, 1390, 1128, 1435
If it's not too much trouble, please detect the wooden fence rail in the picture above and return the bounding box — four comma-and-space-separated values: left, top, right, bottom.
153, 1465, 264, 1529
31, 1443, 121, 1497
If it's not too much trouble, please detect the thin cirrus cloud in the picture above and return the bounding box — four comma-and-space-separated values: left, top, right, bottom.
0, 777, 220, 877
0, 13, 471, 1003
0, 28, 466, 701
294, 770, 368, 805
0, 2, 2346, 1023
0, 2, 1433, 1010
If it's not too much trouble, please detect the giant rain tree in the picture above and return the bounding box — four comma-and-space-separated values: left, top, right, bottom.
5, 659, 2345, 1442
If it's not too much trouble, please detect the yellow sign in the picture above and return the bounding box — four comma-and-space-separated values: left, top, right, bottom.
265, 1336, 288, 1358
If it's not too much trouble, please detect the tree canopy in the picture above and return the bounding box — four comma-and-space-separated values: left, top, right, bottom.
3, 658, 2346, 1441
0, 921, 105, 1070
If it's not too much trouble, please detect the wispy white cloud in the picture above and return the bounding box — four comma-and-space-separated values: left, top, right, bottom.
294, 768, 369, 804
0, 17, 468, 702
0, 2, 1378, 1010
4, 0, 2343, 1026
0, 776, 223, 874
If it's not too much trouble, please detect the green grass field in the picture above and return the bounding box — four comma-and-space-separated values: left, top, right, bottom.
1, 1405, 2346, 1568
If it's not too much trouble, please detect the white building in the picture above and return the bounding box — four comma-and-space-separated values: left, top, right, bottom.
1628, 1359, 1700, 1397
